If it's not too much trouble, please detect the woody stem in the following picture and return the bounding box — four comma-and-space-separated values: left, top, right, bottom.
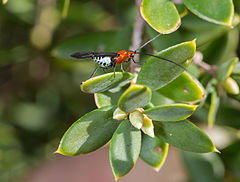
129, 0, 145, 82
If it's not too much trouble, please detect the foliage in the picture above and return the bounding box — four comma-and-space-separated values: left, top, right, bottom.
54, 0, 239, 180
0, 0, 240, 181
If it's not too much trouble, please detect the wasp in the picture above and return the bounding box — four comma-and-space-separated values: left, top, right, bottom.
70, 34, 185, 78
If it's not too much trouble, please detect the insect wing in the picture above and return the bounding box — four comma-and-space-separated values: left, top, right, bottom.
71, 52, 117, 59
93, 52, 117, 58
70, 51, 94, 59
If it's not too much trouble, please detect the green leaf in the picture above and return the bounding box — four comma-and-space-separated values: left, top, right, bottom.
140, 134, 168, 171
187, 64, 200, 78
218, 57, 239, 82
110, 120, 141, 180
140, 0, 181, 34
56, 106, 120, 156
151, 91, 174, 106
137, 40, 196, 90
181, 14, 230, 31
113, 108, 128, 121
182, 0, 234, 26
94, 84, 129, 108
129, 110, 144, 129
233, 62, 240, 74
175, 4, 188, 18
157, 71, 206, 103
154, 120, 217, 153
201, 28, 239, 65
62, 0, 70, 18
118, 84, 152, 113
81, 72, 134, 93
208, 90, 220, 128
143, 104, 197, 121
141, 115, 155, 138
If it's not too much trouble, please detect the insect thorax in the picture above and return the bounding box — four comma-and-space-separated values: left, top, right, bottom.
92, 56, 114, 68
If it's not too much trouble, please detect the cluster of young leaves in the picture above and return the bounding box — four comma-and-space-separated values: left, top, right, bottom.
54, 0, 240, 180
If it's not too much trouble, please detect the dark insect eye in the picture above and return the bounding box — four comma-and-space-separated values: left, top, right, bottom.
117, 54, 120, 56
130, 54, 134, 57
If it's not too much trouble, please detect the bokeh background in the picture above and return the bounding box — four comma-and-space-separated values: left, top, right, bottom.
0, 0, 240, 182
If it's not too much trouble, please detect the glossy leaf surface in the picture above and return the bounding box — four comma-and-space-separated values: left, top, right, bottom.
81, 72, 134, 93
143, 104, 197, 121
140, 0, 180, 34
140, 134, 168, 171
118, 84, 152, 113
110, 120, 141, 180
182, 0, 234, 26
137, 40, 196, 90
94, 84, 129, 108
157, 72, 205, 102
129, 110, 144, 129
154, 120, 216, 153
218, 57, 238, 82
57, 106, 119, 156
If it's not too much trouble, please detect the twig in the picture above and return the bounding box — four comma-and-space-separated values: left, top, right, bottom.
192, 51, 218, 77
130, 0, 145, 82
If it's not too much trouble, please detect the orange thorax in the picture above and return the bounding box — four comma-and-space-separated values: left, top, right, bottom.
116, 50, 128, 65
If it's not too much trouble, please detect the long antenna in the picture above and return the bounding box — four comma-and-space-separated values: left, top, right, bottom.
134, 32, 186, 70
135, 52, 186, 70
135, 33, 162, 51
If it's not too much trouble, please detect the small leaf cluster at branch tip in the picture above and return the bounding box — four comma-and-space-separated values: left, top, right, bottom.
113, 107, 154, 138
113, 108, 128, 120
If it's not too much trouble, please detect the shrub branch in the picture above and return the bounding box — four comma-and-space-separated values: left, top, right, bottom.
130, 0, 145, 82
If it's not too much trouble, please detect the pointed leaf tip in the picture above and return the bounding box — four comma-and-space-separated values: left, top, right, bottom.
143, 104, 198, 122
214, 147, 221, 154
137, 41, 196, 90
53, 150, 60, 154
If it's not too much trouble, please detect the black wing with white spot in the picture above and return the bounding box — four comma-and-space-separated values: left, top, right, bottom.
71, 52, 117, 59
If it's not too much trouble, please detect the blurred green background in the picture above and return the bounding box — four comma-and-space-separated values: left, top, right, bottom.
0, 0, 240, 182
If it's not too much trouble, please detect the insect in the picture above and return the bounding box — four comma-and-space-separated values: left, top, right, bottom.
70, 34, 185, 78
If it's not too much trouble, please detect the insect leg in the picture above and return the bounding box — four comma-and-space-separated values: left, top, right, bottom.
120, 63, 125, 72
90, 66, 100, 78
113, 58, 117, 79
101, 68, 106, 73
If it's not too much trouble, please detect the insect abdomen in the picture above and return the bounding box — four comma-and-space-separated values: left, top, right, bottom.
93, 56, 113, 67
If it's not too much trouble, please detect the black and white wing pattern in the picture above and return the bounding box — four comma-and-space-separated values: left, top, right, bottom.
71, 51, 118, 68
